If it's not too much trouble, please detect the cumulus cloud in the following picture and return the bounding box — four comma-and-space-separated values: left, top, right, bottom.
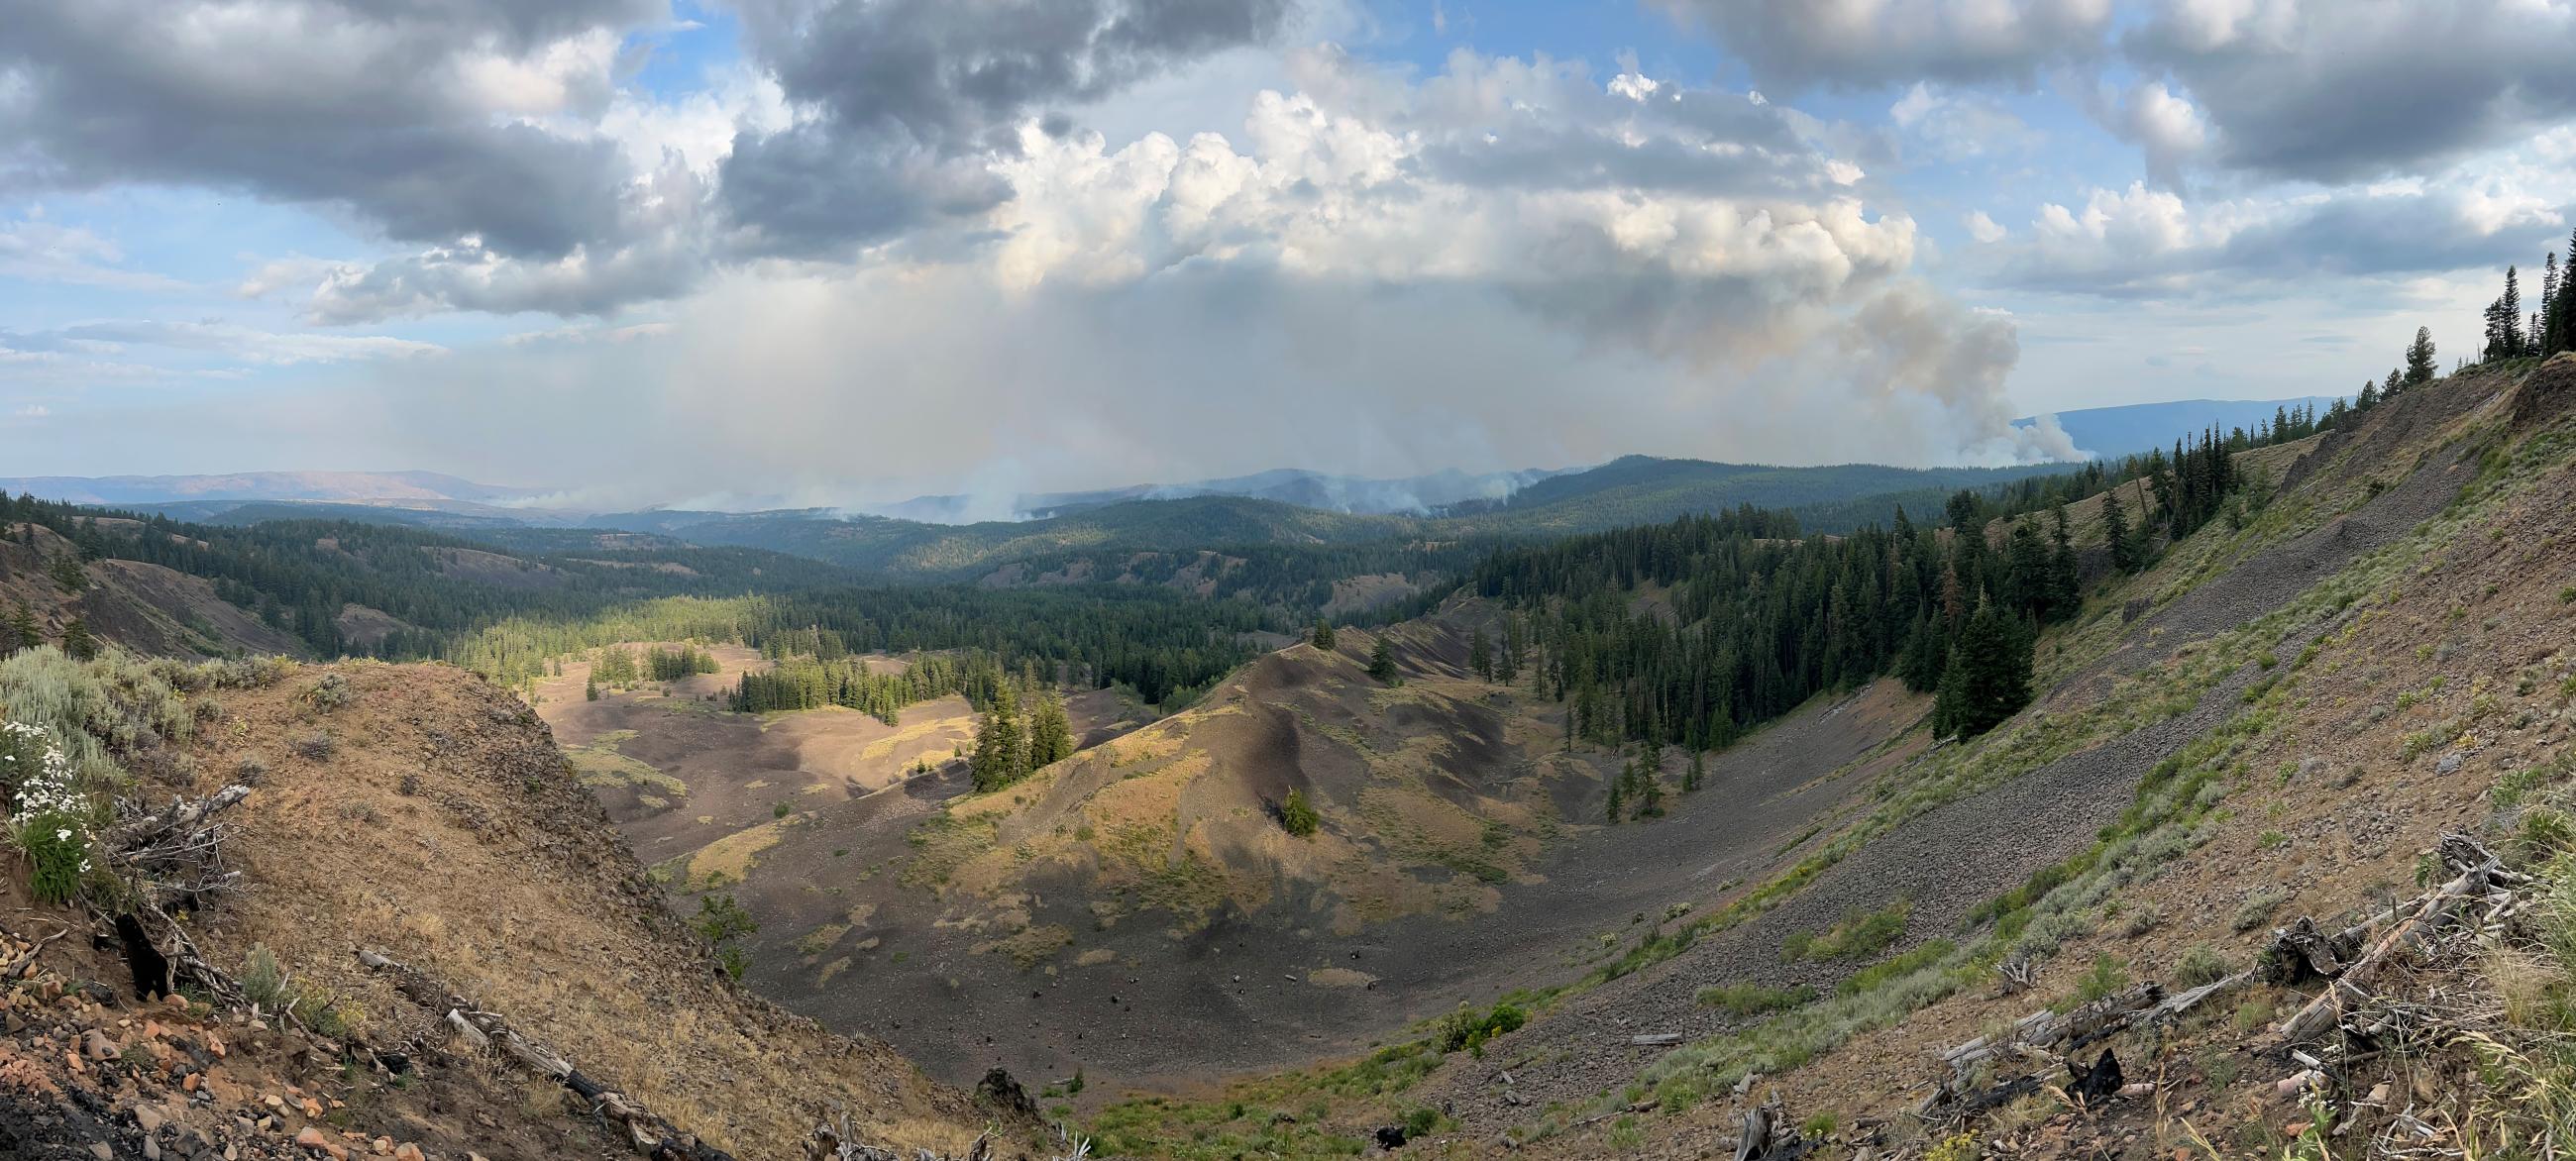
0, 0, 661, 257
715, 0, 1298, 256
2126, 0, 2576, 182
1654, 0, 2112, 90
2094, 79, 2207, 187
303, 52, 2049, 502
1986, 172, 2569, 296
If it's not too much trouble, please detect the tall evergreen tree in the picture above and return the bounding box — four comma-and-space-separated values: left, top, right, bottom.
2102, 483, 2137, 574
1026, 686, 1075, 769
2405, 327, 2438, 384
970, 683, 1026, 792
2046, 505, 2081, 618
5, 602, 37, 654
59, 616, 97, 662
1310, 618, 1336, 651
1931, 597, 2032, 739
1469, 628, 1494, 681
1367, 634, 1397, 684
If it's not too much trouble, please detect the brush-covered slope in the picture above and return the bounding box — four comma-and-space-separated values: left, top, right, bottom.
2, 519, 311, 659
0, 651, 1028, 1160
1093, 358, 2573, 1158
615, 595, 1933, 1100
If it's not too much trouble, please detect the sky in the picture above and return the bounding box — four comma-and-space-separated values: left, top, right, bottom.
4, 0, 2573, 509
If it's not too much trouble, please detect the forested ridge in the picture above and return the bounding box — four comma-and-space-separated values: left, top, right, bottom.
0, 350, 2436, 753
1461, 404, 2346, 784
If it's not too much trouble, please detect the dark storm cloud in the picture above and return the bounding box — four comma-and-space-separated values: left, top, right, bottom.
2125, 0, 2576, 182
718, 0, 1295, 254
1652, 0, 2110, 91
0, 0, 658, 259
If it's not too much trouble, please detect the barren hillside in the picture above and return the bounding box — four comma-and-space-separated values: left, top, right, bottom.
1062, 358, 2576, 1157
0, 651, 1038, 1160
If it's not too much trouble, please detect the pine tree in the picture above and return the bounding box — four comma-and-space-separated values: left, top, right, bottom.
1683, 750, 1703, 793
1310, 618, 1336, 651
48, 553, 83, 592
2102, 483, 2137, 574
585, 676, 600, 701
2558, 229, 2576, 355
60, 616, 97, 662
2542, 255, 2561, 357
970, 683, 1025, 792
1368, 635, 1397, 684
2046, 505, 2080, 619
1931, 597, 2032, 739
1469, 629, 1493, 681
1027, 686, 1075, 768
1603, 777, 1623, 825
5, 602, 36, 654
2406, 327, 2437, 384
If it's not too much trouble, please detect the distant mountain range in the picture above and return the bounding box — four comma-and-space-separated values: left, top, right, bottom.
12, 392, 2340, 583
866, 467, 1580, 523
2015, 395, 2343, 460
0, 470, 550, 508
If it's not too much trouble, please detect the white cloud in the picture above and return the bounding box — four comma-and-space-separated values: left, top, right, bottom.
36, 321, 444, 366
1966, 210, 2007, 243
0, 212, 189, 291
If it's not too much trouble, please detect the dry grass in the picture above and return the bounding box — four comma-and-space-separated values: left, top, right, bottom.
170, 662, 1005, 1158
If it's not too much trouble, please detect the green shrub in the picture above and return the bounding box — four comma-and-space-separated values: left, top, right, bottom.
1438, 1003, 1527, 1055
2231, 886, 2289, 932
2173, 943, 2232, 988
1783, 898, 1910, 962
1279, 789, 1320, 838
302, 673, 353, 711
242, 945, 290, 1009
2072, 953, 2128, 1004
1, 719, 93, 903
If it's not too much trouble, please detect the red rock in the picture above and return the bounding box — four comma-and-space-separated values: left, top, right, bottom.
295, 1125, 350, 1159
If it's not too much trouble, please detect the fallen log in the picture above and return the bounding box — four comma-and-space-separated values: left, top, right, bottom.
360, 949, 736, 1161
2278, 854, 2497, 1043
1939, 983, 2161, 1081
1630, 1032, 1684, 1047
2142, 970, 2255, 1023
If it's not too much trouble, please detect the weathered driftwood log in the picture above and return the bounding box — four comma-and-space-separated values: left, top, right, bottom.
359, 949, 736, 1161
2277, 852, 2499, 1043
1630, 1032, 1684, 1046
